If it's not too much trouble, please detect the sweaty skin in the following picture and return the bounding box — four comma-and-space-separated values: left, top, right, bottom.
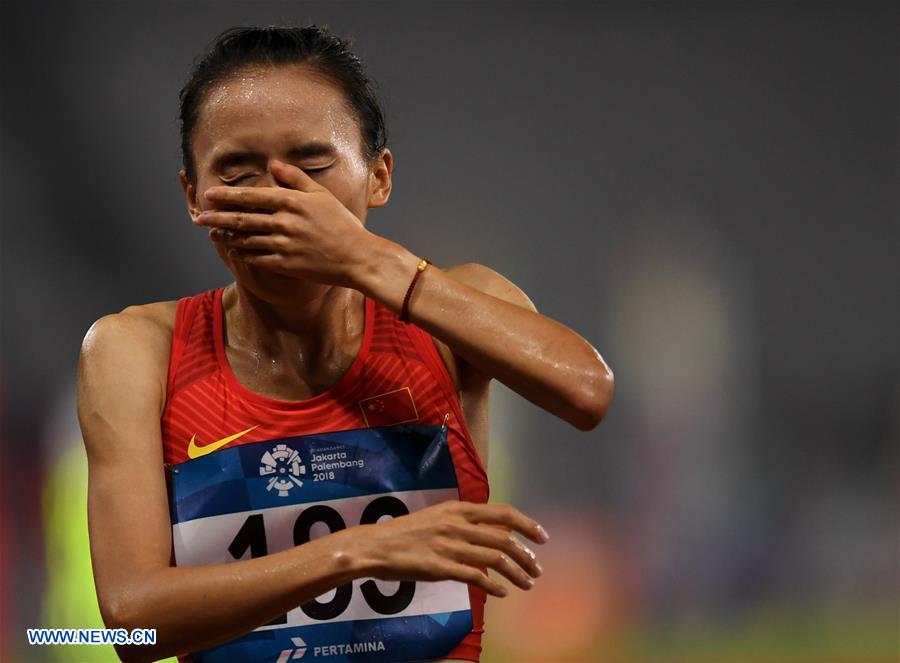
77, 64, 613, 662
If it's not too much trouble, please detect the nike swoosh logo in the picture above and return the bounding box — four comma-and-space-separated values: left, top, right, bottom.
187, 425, 259, 459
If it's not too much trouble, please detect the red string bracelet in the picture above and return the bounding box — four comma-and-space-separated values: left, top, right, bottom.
400, 258, 432, 324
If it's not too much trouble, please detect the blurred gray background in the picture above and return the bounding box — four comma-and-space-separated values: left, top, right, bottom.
1, 1, 897, 661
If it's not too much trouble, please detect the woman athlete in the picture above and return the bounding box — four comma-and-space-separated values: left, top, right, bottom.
77, 26, 614, 663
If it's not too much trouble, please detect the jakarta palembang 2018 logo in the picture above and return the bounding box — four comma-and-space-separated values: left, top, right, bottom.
259, 443, 306, 497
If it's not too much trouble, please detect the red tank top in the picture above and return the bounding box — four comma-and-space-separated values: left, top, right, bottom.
160, 286, 489, 661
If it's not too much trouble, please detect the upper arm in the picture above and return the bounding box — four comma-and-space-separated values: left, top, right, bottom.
434, 262, 538, 389
76, 310, 173, 623
446, 262, 538, 315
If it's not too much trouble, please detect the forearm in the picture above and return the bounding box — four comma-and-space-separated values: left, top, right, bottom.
356, 239, 614, 429
109, 526, 369, 662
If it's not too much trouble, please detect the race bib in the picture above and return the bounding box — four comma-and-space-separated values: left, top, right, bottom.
168, 422, 472, 663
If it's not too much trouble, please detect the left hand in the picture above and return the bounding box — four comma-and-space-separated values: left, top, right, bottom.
194, 159, 378, 287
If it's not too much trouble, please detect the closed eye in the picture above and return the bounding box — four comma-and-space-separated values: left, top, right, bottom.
220, 173, 257, 185
220, 165, 331, 185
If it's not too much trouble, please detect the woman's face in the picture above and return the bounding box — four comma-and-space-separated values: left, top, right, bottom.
180, 64, 392, 298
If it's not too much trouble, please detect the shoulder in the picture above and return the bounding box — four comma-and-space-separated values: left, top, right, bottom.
77, 300, 179, 410
80, 300, 178, 360
443, 262, 537, 313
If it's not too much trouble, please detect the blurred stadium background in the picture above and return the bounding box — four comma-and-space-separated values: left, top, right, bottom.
1, 1, 897, 661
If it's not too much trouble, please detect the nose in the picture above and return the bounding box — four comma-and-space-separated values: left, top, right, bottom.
258, 166, 278, 188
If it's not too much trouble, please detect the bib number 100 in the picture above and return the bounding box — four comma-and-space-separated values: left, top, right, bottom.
227, 495, 415, 624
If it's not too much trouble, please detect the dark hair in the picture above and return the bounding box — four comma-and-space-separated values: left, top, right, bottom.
178, 25, 387, 179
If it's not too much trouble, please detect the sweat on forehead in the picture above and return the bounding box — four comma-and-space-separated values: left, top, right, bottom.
178, 26, 387, 178
200, 66, 360, 134
191, 66, 366, 165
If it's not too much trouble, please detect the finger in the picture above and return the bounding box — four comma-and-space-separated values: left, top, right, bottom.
443, 541, 534, 591
211, 228, 282, 252
462, 503, 550, 544
195, 210, 281, 233
230, 251, 290, 273
270, 158, 321, 193
204, 186, 293, 212
456, 523, 542, 578
443, 561, 507, 598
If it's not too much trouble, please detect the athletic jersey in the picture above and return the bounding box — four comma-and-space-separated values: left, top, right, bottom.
160, 286, 490, 663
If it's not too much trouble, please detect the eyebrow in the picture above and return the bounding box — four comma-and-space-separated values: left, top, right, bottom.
286, 142, 337, 160
211, 141, 338, 172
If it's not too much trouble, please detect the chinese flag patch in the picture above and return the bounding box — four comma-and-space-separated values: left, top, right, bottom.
358, 387, 419, 427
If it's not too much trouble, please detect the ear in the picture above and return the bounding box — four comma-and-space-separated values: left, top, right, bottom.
366, 148, 393, 208
179, 169, 202, 222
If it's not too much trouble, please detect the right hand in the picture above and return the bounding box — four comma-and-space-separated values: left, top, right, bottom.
351, 500, 549, 597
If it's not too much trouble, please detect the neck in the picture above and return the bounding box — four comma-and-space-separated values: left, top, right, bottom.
222, 281, 365, 366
